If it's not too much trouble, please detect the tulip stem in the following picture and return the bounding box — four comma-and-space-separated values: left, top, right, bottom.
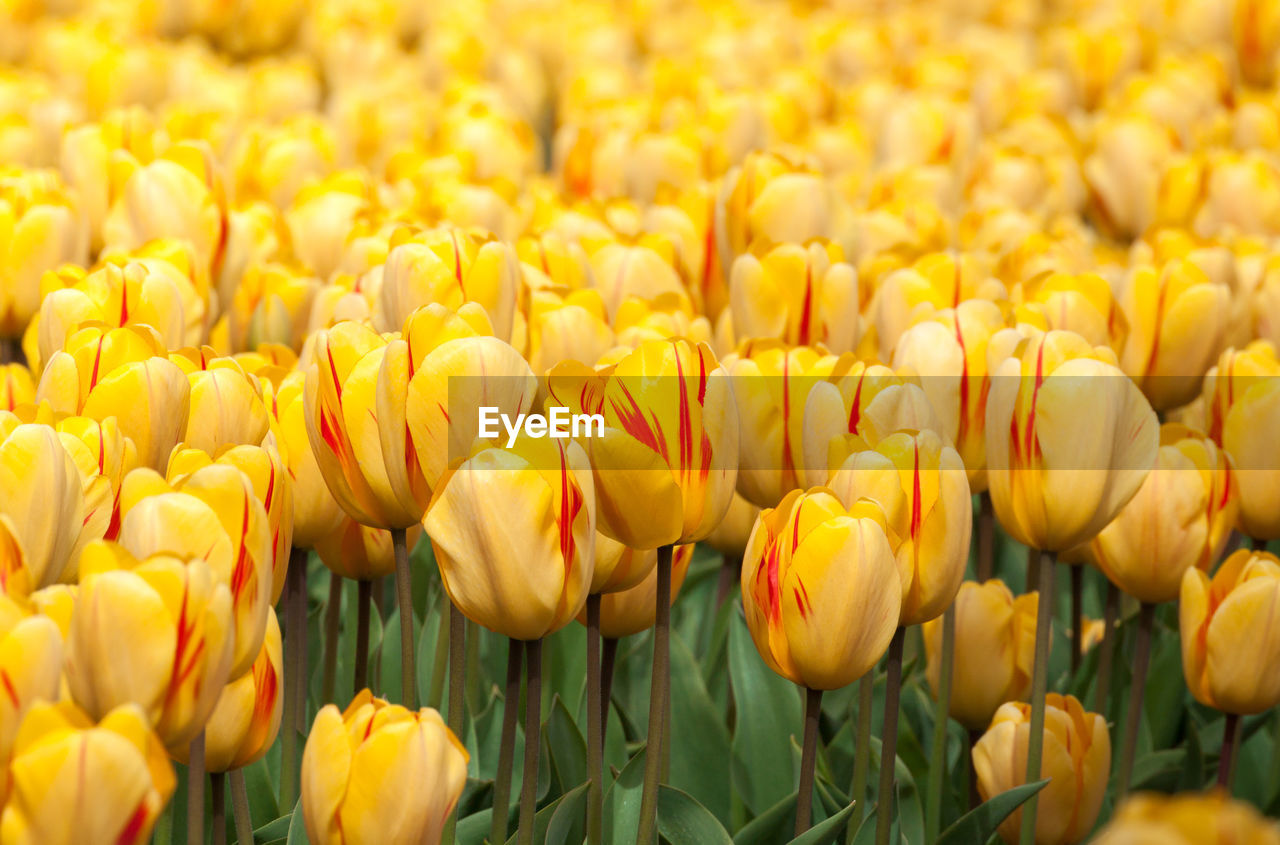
391, 528, 416, 707
518, 638, 544, 845
1070, 565, 1083, 675
796, 687, 823, 837
322, 572, 341, 704
601, 636, 618, 736
976, 492, 993, 582
354, 579, 372, 694
428, 589, 450, 709
492, 639, 523, 845
1018, 551, 1056, 845
966, 729, 981, 810
1252, 536, 1268, 552
1025, 545, 1037, 595
874, 626, 907, 845
1093, 581, 1119, 713
715, 552, 741, 607
587, 594, 604, 845
229, 769, 253, 845
188, 731, 205, 845
448, 603, 466, 735
635, 544, 673, 845
847, 673, 874, 843
926, 605, 956, 843
280, 548, 307, 810
210, 771, 226, 845
1117, 602, 1155, 797
1219, 713, 1241, 790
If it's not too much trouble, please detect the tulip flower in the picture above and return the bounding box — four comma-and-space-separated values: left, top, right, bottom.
170, 348, 271, 456
869, 252, 1006, 359
1181, 549, 1280, 715
1082, 115, 1177, 239
1091, 424, 1236, 604
1222, 376, 1280, 540
223, 262, 321, 353
0, 701, 175, 845
1093, 791, 1280, 845
0, 416, 85, 588
53, 414, 140, 576
590, 244, 687, 321
729, 241, 858, 354
524, 287, 614, 374
973, 694, 1110, 845
1200, 341, 1280, 446
923, 579, 1037, 731
265, 370, 342, 549
315, 515, 421, 582
0, 590, 63, 799
1011, 272, 1127, 354
283, 172, 379, 282
0, 364, 32, 411
612, 292, 713, 350
582, 545, 695, 639
36, 325, 191, 470
717, 151, 834, 266
301, 690, 468, 845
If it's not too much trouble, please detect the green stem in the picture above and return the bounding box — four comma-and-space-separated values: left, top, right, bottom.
1070, 565, 1083, 675
634, 544, 673, 845
1219, 712, 1240, 790
847, 673, 874, 844
279, 548, 307, 810
926, 605, 956, 843
715, 552, 741, 607
874, 627, 906, 845
1018, 551, 1056, 845
976, 492, 993, 582
427, 589, 450, 709
1268, 709, 1280, 805
321, 572, 341, 704
354, 579, 372, 694
392, 528, 417, 707
153, 796, 174, 845
1024, 545, 1037, 596
491, 640, 523, 845
601, 637, 618, 737
1252, 536, 1268, 552
229, 768, 253, 845
442, 602, 466, 845
188, 731, 205, 845
1093, 581, 1119, 712
517, 639, 544, 845
466, 619, 483, 715
796, 687, 823, 837
587, 594, 604, 845
210, 771, 225, 845
966, 729, 981, 810
1116, 602, 1154, 797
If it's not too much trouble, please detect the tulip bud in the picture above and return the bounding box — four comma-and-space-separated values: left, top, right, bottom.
590, 244, 687, 322
0, 417, 85, 588
973, 694, 1110, 845
265, 371, 342, 548
869, 252, 1006, 360
1181, 549, 1280, 714
717, 151, 833, 267
0, 590, 63, 799
1200, 341, 1280, 446
0, 701, 175, 845
1222, 373, 1280, 539
225, 262, 321, 354
1011, 272, 1127, 354
741, 488, 900, 689
1093, 790, 1280, 844
316, 516, 421, 582
729, 242, 858, 354
283, 172, 377, 282
524, 288, 614, 374
301, 690, 467, 845
612, 293, 713, 350
584, 544, 695, 638
923, 579, 1037, 731
702, 493, 759, 560
1082, 115, 1176, 239
192, 608, 282, 773
985, 327, 1158, 551
1091, 424, 1236, 603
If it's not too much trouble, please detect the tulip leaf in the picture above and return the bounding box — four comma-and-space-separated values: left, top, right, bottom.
1179, 717, 1205, 790
546, 695, 589, 795
252, 813, 292, 843
416, 588, 448, 710
935, 779, 1047, 845
1131, 749, 1185, 792
285, 800, 309, 845
730, 792, 797, 845
786, 799, 857, 845
729, 611, 802, 815
657, 784, 734, 845
545, 624, 588, 720
604, 746, 648, 845
505, 781, 589, 845
544, 780, 592, 845
1145, 631, 1187, 750
669, 631, 732, 825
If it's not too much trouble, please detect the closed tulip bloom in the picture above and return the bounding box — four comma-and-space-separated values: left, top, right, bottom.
36, 325, 191, 470
0, 590, 63, 799
923, 579, 1037, 730
870, 252, 1006, 360
171, 348, 271, 455
584, 544, 695, 638
1223, 377, 1280, 539
0, 364, 33, 411
524, 287, 614, 374
0, 701, 175, 845
703, 493, 760, 559
741, 489, 900, 689
53, 414, 140, 575
0, 515, 31, 596
225, 262, 321, 354
316, 516, 421, 582
118, 463, 273, 680
547, 338, 738, 549
426, 437, 595, 640
1119, 260, 1231, 412
1091, 424, 1236, 604
1201, 341, 1280, 446
717, 152, 833, 266
1012, 272, 1127, 354
827, 429, 972, 626
729, 242, 858, 354
985, 328, 1159, 551
1181, 549, 1280, 715
301, 690, 468, 845
265, 370, 341, 549
0, 417, 85, 588
973, 694, 1110, 845
66, 541, 234, 754
189, 609, 282, 773
1092, 791, 1280, 845
590, 244, 686, 321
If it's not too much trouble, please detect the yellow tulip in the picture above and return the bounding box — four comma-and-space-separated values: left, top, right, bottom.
1012, 272, 1127, 354
316, 516, 421, 582
985, 327, 1158, 551
827, 429, 971, 626
1082, 115, 1177, 240
1181, 549, 1280, 715
1092, 790, 1280, 845
923, 579, 1037, 731
170, 348, 271, 455
1222, 375, 1280, 540
703, 493, 760, 560
0, 590, 63, 800
53, 414, 141, 577
741, 488, 900, 690
524, 287, 614, 374
36, 325, 191, 470
973, 693, 1110, 845
426, 437, 595, 640
590, 244, 687, 322
187, 609, 282, 773
0, 416, 85, 588
869, 252, 1006, 360
118, 462, 273, 680
224, 262, 321, 354
729, 241, 858, 354
546, 338, 739, 549
717, 151, 834, 266
0, 515, 31, 597
0, 364, 32, 412
585, 544, 694, 639
283, 172, 378, 282
1200, 341, 1280, 446
301, 690, 468, 845
0, 701, 175, 845
612, 292, 713, 350
265, 370, 342, 549
65, 541, 233, 754
1091, 424, 1236, 603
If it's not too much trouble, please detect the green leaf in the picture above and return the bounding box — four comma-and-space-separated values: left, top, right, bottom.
505, 782, 590, 845
546, 695, 589, 796
731, 792, 796, 845
936, 779, 1047, 845
729, 611, 801, 815
669, 632, 732, 825
1179, 718, 1205, 791
849, 805, 876, 845
252, 814, 292, 842
657, 785, 734, 845
545, 778, 592, 845
285, 801, 309, 845
788, 801, 857, 845
1131, 749, 1185, 792
604, 746, 648, 845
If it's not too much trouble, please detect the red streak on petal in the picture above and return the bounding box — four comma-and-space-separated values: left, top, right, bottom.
797, 261, 814, 344
954, 318, 971, 446
115, 802, 150, 845
0, 670, 18, 709
847, 371, 867, 434
557, 447, 583, 577
230, 498, 254, 600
